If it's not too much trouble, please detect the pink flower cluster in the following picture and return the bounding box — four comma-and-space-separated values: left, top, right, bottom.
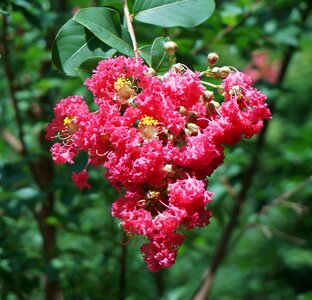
46, 56, 271, 271
244, 50, 281, 84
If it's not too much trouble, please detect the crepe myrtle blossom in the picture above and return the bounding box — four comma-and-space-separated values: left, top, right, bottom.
72, 170, 90, 190
46, 54, 271, 271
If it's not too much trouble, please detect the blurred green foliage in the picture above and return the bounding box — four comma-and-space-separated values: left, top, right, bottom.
0, 0, 312, 299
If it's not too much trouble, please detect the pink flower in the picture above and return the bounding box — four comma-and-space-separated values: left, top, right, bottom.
169, 177, 212, 211
50, 143, 76, 164
45, 95, 91, 163
105, 138, 167, 190
135, 78, 186, 134
72, 170, 90, 190
112, 192, 154, 236
165, 132, 224, 179
141, 232, 184, 272
45, 95, 90, 140
162, 68, 204, 109
244, 50, 281, 84
47, 56, 271, 272
168, 177, 213, 228
211, 71, 271, 145
85, 56, 150, 107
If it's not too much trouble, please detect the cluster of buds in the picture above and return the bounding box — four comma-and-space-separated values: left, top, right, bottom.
46, 51, 271, 271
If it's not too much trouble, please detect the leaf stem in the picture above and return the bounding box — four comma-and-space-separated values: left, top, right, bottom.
122, 0, 138, 60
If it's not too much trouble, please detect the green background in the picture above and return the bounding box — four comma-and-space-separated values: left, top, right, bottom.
0, 0, 312, 299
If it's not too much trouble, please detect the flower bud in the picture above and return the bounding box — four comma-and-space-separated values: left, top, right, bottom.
208, 100, 220, 112
219, 66, 231, 79
164, 164, 175, 177
207, 52, 219, 65
203, 90, 215, 102
211, 66, 231, 79
164, 41, 178, 55
178, 106, 187, 115
185, 123, 199, 135
146, 67, 156, 76
187, 111, 198, 123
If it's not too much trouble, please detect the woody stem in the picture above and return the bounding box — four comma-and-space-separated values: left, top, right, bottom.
122, 0, 138, 60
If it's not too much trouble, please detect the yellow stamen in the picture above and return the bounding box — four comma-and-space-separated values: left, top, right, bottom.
63, 116, 75, 127
114, 76, 131, 91
138, 116, 159, 140
139, 115, 158, 127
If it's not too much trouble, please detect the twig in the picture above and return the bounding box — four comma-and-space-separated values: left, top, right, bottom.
257, 223, 307, 245
259, 175, 312, 215
122, 0, 138, 60
219, 175, 238, 199
2, 129, 24, 154
228, 175, 311, 250
153, 272, 165, 297
192, 1, 265, 56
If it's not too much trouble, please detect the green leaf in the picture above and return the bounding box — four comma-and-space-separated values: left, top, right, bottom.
77, 56, 110, 81
12, 2, 42, 28
151, 37, 167, 72
45, 216, 61, 227
133, 0, 215, 28
0, 8, 9, 16
138, 45, 152, 66
52, 19, 114, 77
298, 292, 312, 300
73, 7, 134, 57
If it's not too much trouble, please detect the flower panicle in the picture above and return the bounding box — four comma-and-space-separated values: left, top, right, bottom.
46, 52, 270, 272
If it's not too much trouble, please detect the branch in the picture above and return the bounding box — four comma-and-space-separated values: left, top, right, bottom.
219, 175, 238, 199
10, 288, 26, 300
257, 223, 307, 245
2, 129, 24, 154
259, 175, 312, 216
122, 0, 138, 60
192, 123, 269, 300
1, 5, 65, 300
119, 232, 128, 300
0, 15, 27, 156
192, 1, 265, 56
192, 3, 312, 299
228, 175, 311, 250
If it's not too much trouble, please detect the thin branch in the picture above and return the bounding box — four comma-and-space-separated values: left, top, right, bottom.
219, 175, 238, 199
192, 1, 265, 56
1, 4, 65, 300
153, 272, 165, 297
122, 0, 138, 60
192, 2, 312, 299
259, 175, 312, 215
2, 129, 24, 154
10, 288, 26, 300
1, 15, 27, 156
257, 223, 307, 245
228, 175, 311, 251
192, 122, 269, 300
119, 231, 128, 300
